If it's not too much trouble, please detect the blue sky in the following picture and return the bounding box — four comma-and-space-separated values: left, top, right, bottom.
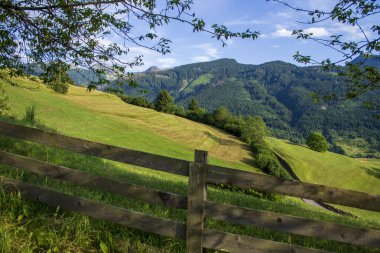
108, 0, 378, 71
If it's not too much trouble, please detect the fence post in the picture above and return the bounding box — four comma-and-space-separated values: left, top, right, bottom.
186, 150, 208, 253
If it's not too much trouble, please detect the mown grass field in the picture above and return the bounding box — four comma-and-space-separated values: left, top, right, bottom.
1, 75, 380, 252
267, 137, 380, 221
1, 75, 256, 172
266, 137, 380, 195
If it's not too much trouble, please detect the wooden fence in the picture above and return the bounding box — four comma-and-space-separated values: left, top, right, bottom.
0, 120, 379, 252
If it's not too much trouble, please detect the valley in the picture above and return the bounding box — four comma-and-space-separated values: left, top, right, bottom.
120, 58, 380, 158
0, 73, 379, 252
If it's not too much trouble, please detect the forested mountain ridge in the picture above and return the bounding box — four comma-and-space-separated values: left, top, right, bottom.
122, 58, 380, 156
351, 54, 380, 68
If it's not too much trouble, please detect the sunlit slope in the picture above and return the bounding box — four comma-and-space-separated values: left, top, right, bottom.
267, 137, 380, 195
2, 76, 257, 172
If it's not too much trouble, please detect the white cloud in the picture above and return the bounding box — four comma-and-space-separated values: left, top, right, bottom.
331, 23, 367, 40
271, 28, 293, 37
194, 43, 220, 58
97, 37, 113, 47
156, 58, 179, 68
189, 43, 221, 63
270, 26, 329, 38
303, 27, 330, 37
270, 44, 280, 48
192, 56, 210, 62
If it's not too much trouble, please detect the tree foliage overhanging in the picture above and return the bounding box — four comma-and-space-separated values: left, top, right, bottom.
0, 0, 379, 102
0, 0, 259, 89
271, 0, 380, 102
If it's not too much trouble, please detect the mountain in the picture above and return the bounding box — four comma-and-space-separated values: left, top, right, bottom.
145, 66, 161, 72
2, 71, 380, 251
25, 64, 103, 86
351, 54, 380, 69
122, 58, 380, 155
21, 58, 380, 155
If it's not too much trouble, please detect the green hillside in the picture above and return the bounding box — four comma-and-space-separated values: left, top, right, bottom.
267, 138, 380, 195
124, 59, 380, 156
1, 75, 380, 252
4, 75, 379, 196
267, 137, 380, 220
1, 75, 257, 172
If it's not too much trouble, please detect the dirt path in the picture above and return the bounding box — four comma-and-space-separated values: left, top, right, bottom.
273, 151, 356, 217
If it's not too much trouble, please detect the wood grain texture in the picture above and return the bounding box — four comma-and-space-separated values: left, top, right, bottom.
204, 201, 380, 248
1, 121, 380, 252
0, 177, 186, 239
202, 229, 332, 253
0, 150, 187, 209
2, 121, 379, 212
0, 121, 189, 176
186, 150, 208, 253
206, 164, 380, 212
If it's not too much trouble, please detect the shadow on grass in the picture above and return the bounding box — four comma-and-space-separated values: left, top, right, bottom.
203, 131, 238, 146
2, 127, 380, 252
284, 140, 306, 148
241, 157, 258, 168
0, 115, 58, 133
0, 71, 41, 90
365, 167, 380, 179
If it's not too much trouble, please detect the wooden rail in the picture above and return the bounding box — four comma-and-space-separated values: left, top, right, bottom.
0, 121, 380, 252
0, 121, 378, 211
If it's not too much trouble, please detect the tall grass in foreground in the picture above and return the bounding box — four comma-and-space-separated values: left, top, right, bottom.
1, 132, 380, 253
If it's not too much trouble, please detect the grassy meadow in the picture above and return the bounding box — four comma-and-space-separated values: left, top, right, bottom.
0, 75, 380, 252
266, 137, 380, 195
1, 75, 256, 172
267, 137, 380, 221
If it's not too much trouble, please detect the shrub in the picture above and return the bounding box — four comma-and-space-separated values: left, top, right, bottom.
186, 108, 207, 122
48, 81, 69, 94
23, 105, 37, 124
41, 62, 72, 94
211, 106, 231, 128
252, 143, 290, 179
224, 115, 245, 137
187, 97, 200, 111
0, 85, 10, 115
241, 116, 267, 145
306, 132, 329, 152
175, 105, 186, 117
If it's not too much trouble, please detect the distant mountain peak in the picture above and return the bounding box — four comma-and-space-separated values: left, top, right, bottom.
212, 58, 238, 63
145, 66, 161, 72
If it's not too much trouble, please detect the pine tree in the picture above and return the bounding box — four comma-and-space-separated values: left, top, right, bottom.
155, 89, 175, 113
187, 97, 200, 111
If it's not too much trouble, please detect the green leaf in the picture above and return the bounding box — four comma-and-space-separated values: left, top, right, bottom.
100, 242, 109, 253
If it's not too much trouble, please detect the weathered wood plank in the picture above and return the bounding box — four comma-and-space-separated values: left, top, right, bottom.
0, 121, 189, 176
0, 177, 186, 239
206, 164, 380, 212
202, 229, 331, 253
0, 150, 187, 209
204, 201, 380, 248
2, 121, 380, 211
186, 150, 208, 253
